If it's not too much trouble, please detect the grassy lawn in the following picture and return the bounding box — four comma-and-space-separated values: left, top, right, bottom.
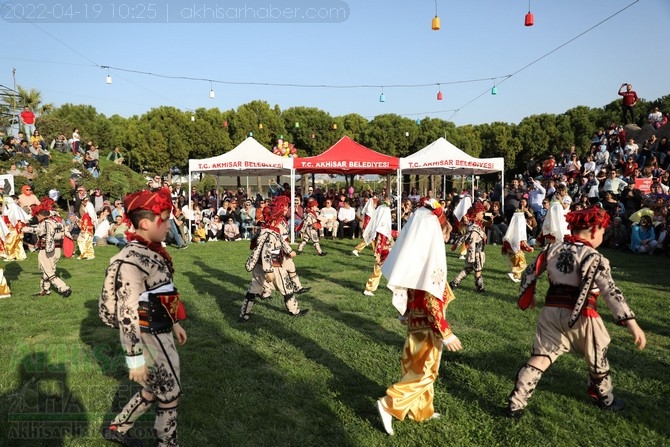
0, 239, 668, 446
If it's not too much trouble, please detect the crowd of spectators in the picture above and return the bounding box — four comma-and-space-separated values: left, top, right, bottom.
2, 114, 668, 257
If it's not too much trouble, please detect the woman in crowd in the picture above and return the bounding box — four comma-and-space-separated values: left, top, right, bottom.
630, 215, 656, 255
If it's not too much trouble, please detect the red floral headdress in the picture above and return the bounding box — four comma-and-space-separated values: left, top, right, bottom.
466, 201, 487, 220
565, 205, 611, 236
123, 188, 175, 273
124, 188, 173, 216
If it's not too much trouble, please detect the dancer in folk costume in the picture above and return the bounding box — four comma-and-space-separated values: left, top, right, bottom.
352, 196, 378, 257
0, 214, 11, 298
502, 210, 534, 283
3, 197, 30, 261
540, 185, 571, 245
99, 188, 188, 447
507, 206, 646, 417
450, 201, 489, 293
450, 194, 472, 260
77, 196, 96, 260
240, 200, 309, 322
363, 200, 394, 296
21, 203, 72, 297
297, 198, 327, 256
376, 200, 462, 435
260, 196, 309, 299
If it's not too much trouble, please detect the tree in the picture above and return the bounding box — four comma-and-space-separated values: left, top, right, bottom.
282, 106, 337, 157
363, 114, 417, 157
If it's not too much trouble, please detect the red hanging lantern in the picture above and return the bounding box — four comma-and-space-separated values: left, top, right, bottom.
525, 0, 534, 26
223, 120, 228, 127
437, 90, 443, 101
525, 11, 534, 26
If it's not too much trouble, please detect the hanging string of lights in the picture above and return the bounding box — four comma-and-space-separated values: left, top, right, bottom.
8, 0, 640, 123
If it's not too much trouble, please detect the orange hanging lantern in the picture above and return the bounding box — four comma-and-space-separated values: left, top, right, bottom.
432, 0, 440, 30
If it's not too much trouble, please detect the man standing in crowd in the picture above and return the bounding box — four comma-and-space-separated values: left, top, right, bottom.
20, 106, 36, 139
618, 83, 638, 124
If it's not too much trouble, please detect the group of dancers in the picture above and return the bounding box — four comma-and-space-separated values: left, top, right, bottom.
234, 190, 647, 436
0, 184, 643, 445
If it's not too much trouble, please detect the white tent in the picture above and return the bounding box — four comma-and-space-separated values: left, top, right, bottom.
398, 137, 505, 229
187, 137, 297, 241
188, 136, 294, 176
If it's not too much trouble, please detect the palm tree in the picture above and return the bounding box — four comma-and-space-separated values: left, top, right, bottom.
17, 85, 43, 111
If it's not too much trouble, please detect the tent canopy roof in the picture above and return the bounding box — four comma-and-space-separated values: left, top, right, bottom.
400, 137, 504, 176
188, 137, 293, 176
294, 136, 399, 175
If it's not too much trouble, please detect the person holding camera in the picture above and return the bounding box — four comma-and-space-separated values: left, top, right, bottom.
618, 83, 638, 124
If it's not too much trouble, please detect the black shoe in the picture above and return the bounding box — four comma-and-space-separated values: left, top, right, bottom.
477, 288, 486, 294
292, 309, 309, 317
505, 407, 525, 419
238, 315, 250, 323
449, 281, 459, 290
598, 398, 625, 411
317, 252, 327, 256
102, 425, 143, 446
61, 288, 72, 298
33, 291, 51, 297
295, 287, 311, 294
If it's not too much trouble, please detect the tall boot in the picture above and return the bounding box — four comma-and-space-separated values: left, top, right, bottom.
450, 270, 468, 289
507, 363, 544, 417
110, 391, 155, 432
289, 272, 303, 291
284, 294, 308, 317
475, 275, 485, 293
588, 373, 624, 410
297, 241, 306, 253
239, 293, 256, 322
314, 242, 324, 255
103, 391, 154, 445
154, 404, 179, 447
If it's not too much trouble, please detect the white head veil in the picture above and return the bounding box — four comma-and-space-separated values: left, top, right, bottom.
453, 195, 472, 222
503, 211, 528, 253
362, 204, 392, 245
382, 207, 447, 315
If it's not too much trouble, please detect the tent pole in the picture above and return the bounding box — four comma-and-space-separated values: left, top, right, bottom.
501, 170, 505, 210
396, 169, 402, 232
471, 173, 475, 198
290, 170, 296, 244
188, 171, 192, 243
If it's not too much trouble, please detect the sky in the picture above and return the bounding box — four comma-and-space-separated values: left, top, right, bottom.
1, 0, 669, 126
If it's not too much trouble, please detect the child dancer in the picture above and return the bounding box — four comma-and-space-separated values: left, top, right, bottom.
376, 200, 462, 435
21, 204, 72, 297
507, 206, 646, 417
297, 198, 326, 256
502, 210, 534, 283
363, 200, 394, 296
240, 200, 308, 322
100, 188, 187, 446
352, 196, 377, 257
450, 201, 488, 293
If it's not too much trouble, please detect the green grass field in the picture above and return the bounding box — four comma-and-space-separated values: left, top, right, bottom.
0, 239, 668, 447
